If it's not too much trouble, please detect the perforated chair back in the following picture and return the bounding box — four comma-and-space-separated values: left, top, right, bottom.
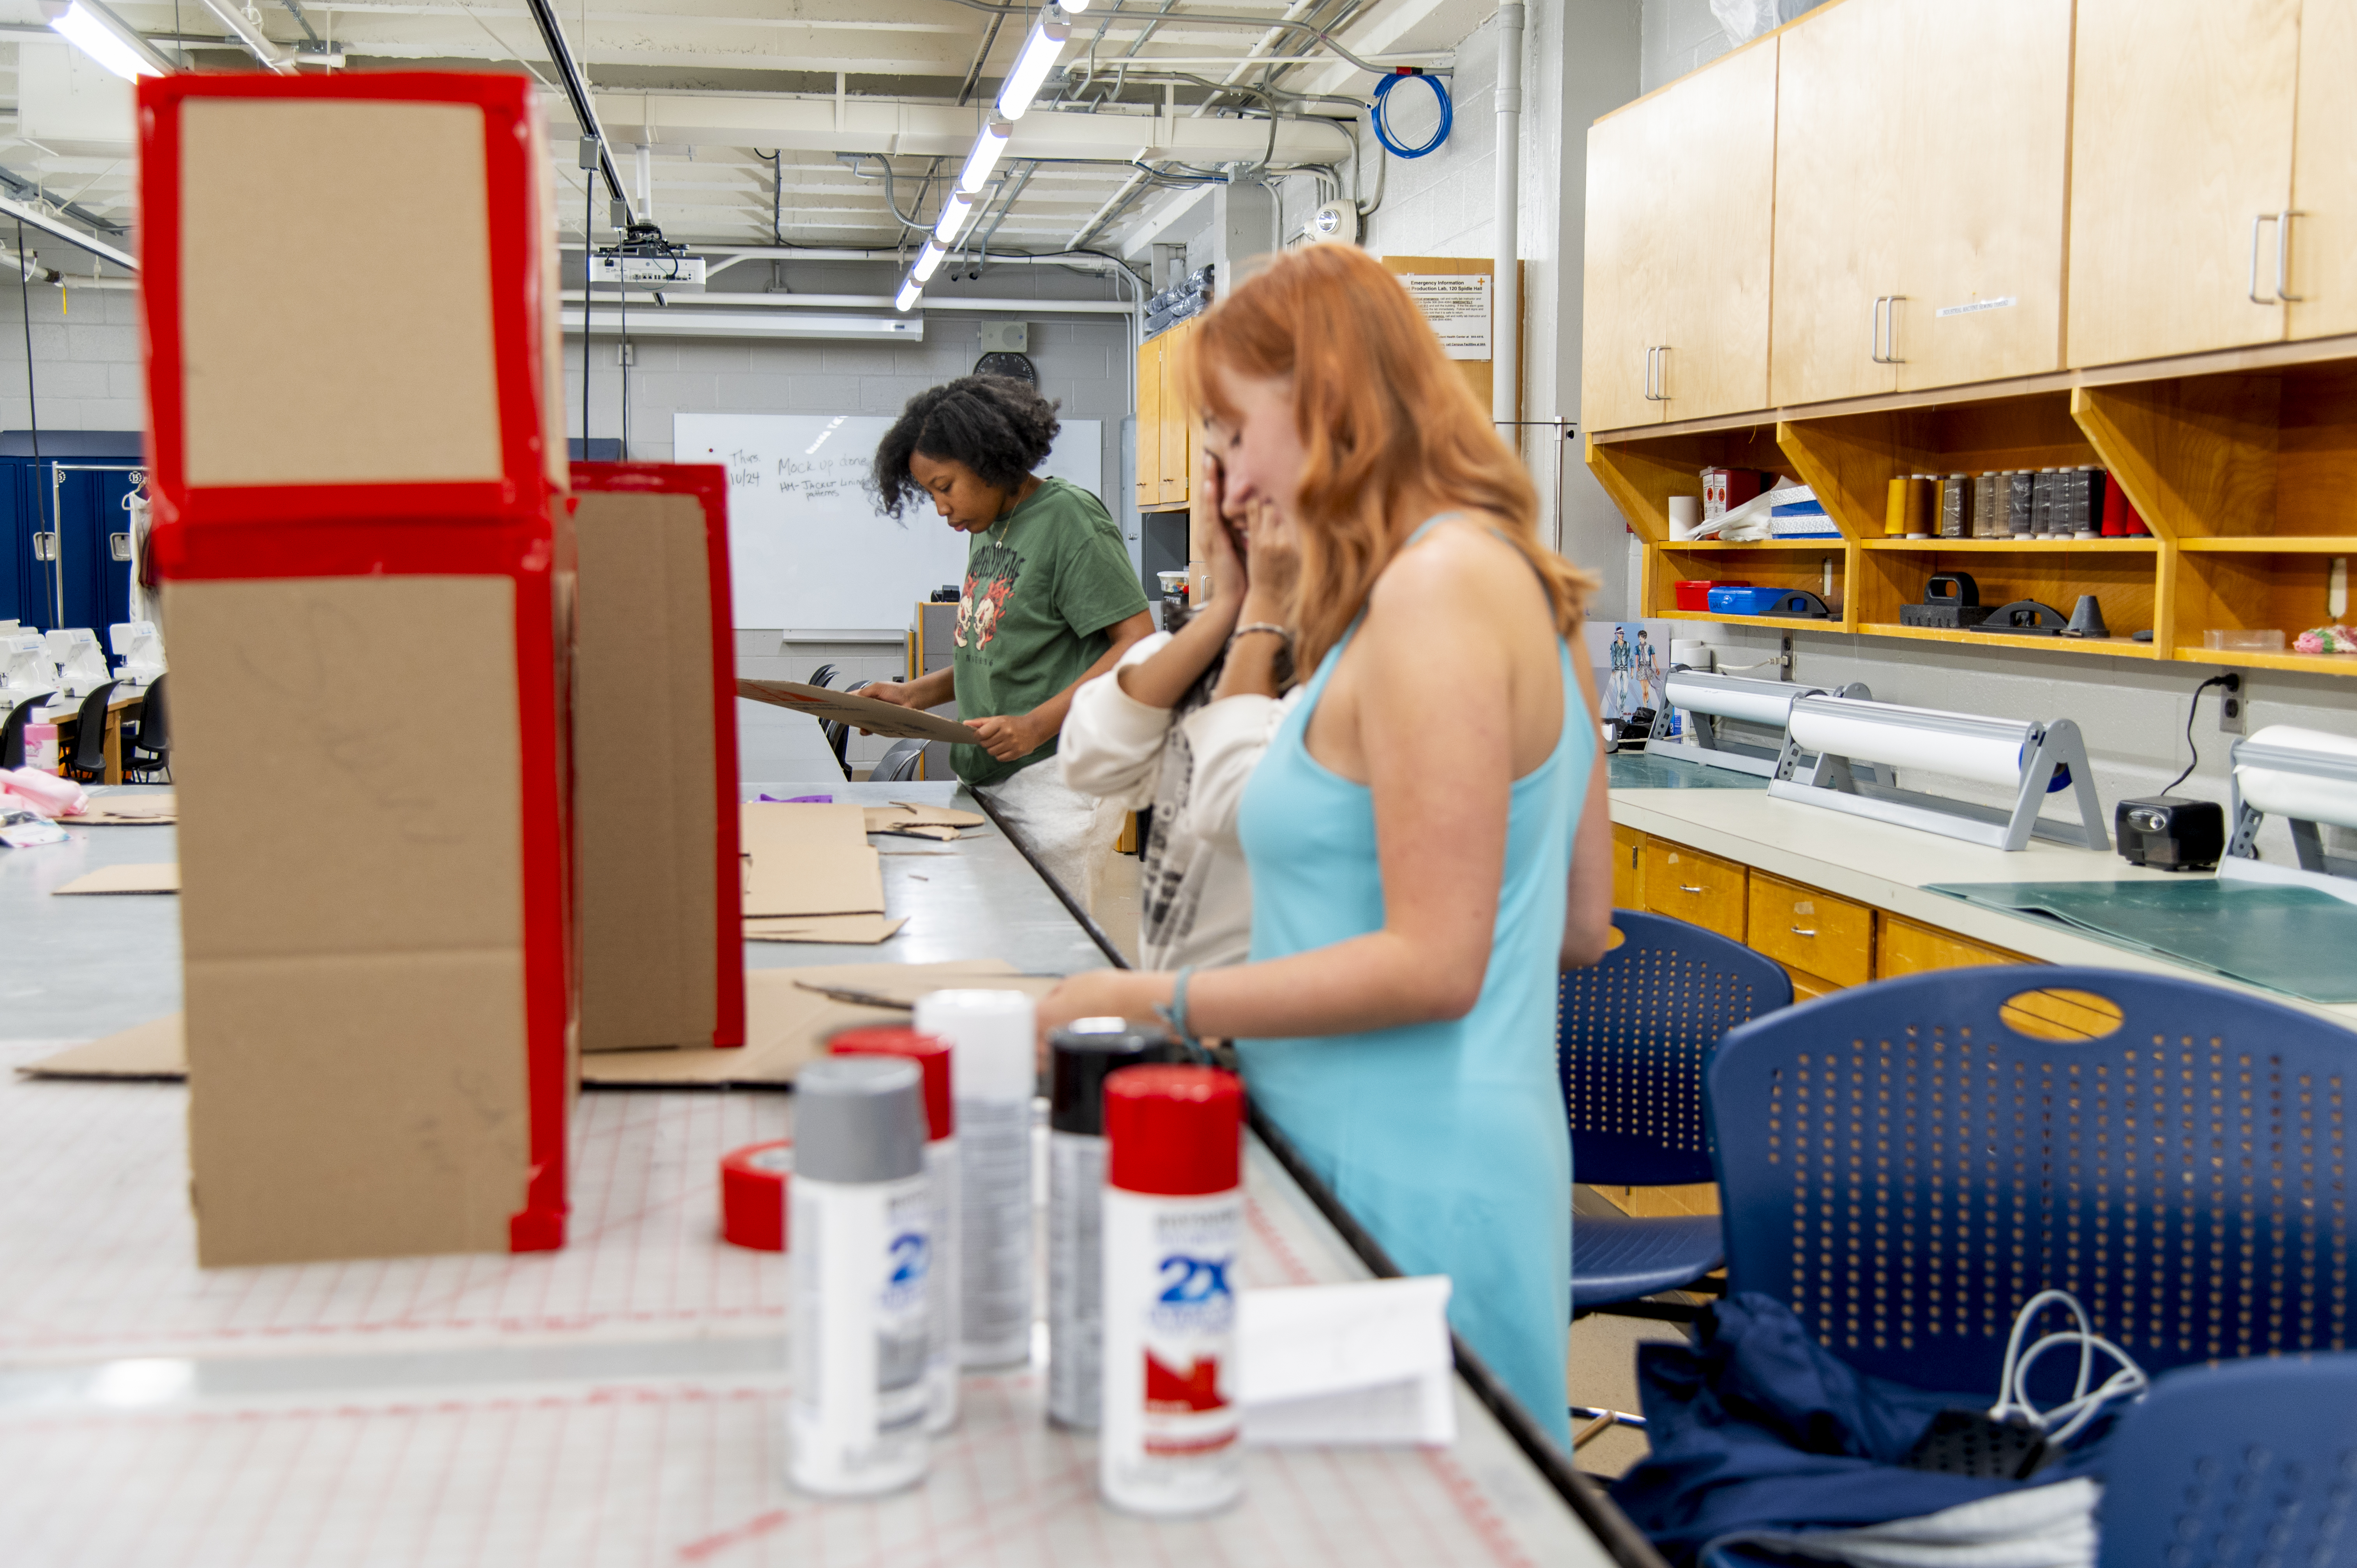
2098, 1353, 2357, 1567
1558, 909, 1793, 1187
872, 737, 925, 782
1709, 965, 2357, 1396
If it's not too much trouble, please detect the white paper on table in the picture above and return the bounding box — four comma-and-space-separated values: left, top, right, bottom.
1238, 1275, 1456, 1447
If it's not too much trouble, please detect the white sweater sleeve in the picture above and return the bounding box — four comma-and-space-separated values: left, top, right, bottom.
1057, 632, 1176, 810
1175, 687, 1301, 848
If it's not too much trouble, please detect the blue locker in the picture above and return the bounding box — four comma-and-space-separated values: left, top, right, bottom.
51, 465, 140, 632
0, 460, 37, 628
0, 434, 146, 634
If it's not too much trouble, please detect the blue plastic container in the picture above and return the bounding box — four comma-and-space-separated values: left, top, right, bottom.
1705, 586, 1831, 618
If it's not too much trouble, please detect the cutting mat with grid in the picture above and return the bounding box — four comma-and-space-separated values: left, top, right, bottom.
0, 1370, 1587, 1568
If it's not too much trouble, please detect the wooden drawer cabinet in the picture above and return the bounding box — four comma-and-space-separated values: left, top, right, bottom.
1746, 871, 1874, 988
1640, 841, 1747, 940
1611, 823, 1645, 908
1878, 913, 2027, 976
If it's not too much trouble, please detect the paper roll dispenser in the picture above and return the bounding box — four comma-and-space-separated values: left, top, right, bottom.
2226, 725, 2357, 886
1898, 572, 1993, 630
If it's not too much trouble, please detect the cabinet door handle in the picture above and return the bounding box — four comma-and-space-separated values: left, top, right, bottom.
2278, 210, 2306, 302
1882, 297, 1906, 364
1678, 883, 1705, 894
1654, 346, 1668, 400
1870, 295, 1885, 362
1790, 925, 1818, 938
2251, 213, 2281, 304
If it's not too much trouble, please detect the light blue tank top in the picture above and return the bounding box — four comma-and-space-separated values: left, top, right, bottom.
1235, 518, 1591, 1450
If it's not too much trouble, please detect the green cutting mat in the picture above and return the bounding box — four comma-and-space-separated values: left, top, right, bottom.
1607, 750, 1773, 791
1925, 879, 2357, 1004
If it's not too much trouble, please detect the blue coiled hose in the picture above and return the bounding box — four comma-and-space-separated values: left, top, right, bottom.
1370, 69, 1452, 159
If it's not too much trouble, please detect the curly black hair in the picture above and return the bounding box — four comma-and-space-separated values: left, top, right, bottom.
870, 374, 1062, 518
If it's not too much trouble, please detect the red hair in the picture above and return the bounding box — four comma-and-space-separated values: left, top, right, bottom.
1179, 244, 1594, 673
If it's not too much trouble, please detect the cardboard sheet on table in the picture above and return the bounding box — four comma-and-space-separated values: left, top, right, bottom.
736, 679, 977, 744
53, 862, 180, 895
18, 1014, 188, 1079
739, 802, 884, 917
864, 802, 986, 833
1926, 879, 2357, 1004
742, 914, 908, 945
581, 961, 1057, 1087
66, 793, 178, 825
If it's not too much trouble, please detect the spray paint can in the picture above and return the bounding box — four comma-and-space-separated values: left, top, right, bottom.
787, 1056, 931, 1497
1100, 1064, 1245, 1517
1047, 1019, 1183, 1430
912, 989, 1037, 1368
831, 1026, 959, 1434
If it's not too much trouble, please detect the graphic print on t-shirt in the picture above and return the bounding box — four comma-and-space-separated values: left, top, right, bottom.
957, 539, 1023, 652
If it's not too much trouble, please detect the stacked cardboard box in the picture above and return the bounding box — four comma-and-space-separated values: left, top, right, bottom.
140, 74, 575, 1265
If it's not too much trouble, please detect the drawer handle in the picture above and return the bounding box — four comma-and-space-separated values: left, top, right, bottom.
1679, 883, 1705, 894
1790, 926, 1817, 937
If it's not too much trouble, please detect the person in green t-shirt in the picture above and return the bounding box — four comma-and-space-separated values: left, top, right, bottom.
862, 374, 1154, 915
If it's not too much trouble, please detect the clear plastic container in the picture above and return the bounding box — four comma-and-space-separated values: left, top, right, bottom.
2203, 629, 2288, 652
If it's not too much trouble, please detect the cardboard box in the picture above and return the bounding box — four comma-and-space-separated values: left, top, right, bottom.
568, 464, 745, 1052
136, 73, 567, 528
140, 72, 576, 1268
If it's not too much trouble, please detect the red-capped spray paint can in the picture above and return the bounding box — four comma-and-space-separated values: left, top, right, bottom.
1099, 1064, 1245, 1517
832, 1025, 959, 1435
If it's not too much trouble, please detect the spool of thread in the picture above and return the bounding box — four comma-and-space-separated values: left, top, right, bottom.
832, 1026, 959, 1434
787, 1056, 932, 1497
1973, 473, 2000, 539
1884, 477, 1911, 536
912, 988, 1037, 1369
1940, 473, 1970, 539
1905, 475, 1935, 538
1670, 639, 1713, 672
719, 1140, 792, 1251
1047, 1019, 1184, 1432
2006, 471, 2036, 537
1667, 496, 1701, 541
1100, 1065, 1246, 1518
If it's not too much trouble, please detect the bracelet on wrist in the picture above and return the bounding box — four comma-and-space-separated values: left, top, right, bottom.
1232, 622, 1292, 646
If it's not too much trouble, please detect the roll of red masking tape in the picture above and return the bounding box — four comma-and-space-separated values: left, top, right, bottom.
720, 1140, 792, 1251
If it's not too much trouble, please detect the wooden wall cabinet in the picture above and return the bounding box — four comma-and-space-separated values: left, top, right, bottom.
1580, 38, 1777, 432
2067, 0, 2303, 367
1771, 0, 2071, 406
1136, 318, 1198, 514
2289, 0, 2357, 344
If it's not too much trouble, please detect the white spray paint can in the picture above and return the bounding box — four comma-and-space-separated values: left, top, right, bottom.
1100, 1064, 1245, 1517
830, 1024, 960, 1434
912, 988, 1036, 1369
787, 1055, 931, 1497
1047, 1019, 1182, 1430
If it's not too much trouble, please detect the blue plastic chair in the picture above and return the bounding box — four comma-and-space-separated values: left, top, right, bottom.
1708, 965, 2357, 1396
2099, 1353, 2357, 1566
1560, 909, 1792, 1313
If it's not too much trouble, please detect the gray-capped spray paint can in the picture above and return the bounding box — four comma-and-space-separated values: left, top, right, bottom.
788, 1055, 931, 1497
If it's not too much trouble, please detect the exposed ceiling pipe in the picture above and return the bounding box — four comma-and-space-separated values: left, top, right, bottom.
190, 0, 297, 71
519, 0, 632, 222
933, 0, 1397, 76
0, 192, 136, 272
1193, 0, 1320, 117
559, 290, 1133, 314
1491, 1, 1521, 426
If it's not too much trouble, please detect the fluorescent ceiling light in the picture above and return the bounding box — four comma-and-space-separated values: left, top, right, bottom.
910, 241, 948, 283
934, 192, 977, 246
1060, 0, 1089, 12
957, 122, 1013, 195
995, 14, 1070, 121
568, 309, 924, 342
895, 278, 922, 313
47, 0, 169, 79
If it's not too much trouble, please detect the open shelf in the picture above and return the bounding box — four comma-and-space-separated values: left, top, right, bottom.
1857, 622, 2159, 658
1857, 536, 2159, 552
1592, 361, 2357, 675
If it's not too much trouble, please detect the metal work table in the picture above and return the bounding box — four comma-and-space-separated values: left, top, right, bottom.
0, 780, 1650, 1566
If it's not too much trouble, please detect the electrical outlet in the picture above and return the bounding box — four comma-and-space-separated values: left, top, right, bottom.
2217, 673, 2246, 735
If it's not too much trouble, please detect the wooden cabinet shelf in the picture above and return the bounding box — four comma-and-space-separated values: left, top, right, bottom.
1855, 623, 2161, 659
1857, 537, 2160, 552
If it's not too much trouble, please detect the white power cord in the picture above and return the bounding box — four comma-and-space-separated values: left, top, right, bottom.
1988, 1290, 2150, 1444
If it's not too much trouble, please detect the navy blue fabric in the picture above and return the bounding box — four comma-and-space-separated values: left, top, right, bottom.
1612, 1294, 2115, 1566
1572, 1212, 1724, 1310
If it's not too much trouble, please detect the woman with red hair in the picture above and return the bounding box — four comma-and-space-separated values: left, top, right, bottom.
1038, 244, 1614, 1446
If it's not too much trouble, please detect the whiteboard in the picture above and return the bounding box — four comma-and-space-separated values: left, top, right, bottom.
674, 413, 1104, 633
